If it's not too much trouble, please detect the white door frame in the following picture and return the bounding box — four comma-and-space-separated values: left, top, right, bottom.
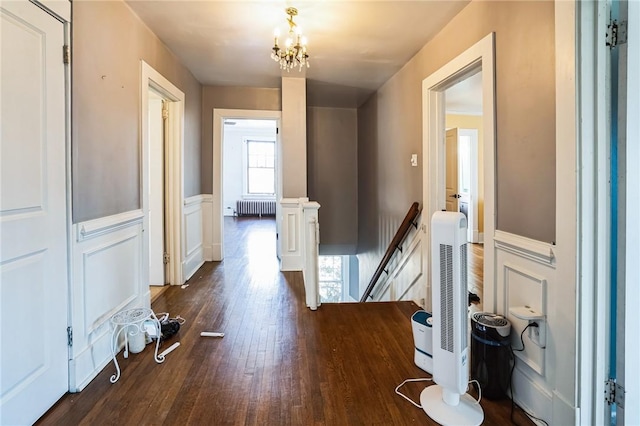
140, 61, 185, 286
422, 33, 496, 311
618, 1, 640, 422
572, 1, 610, 423
212, 109, 282, 260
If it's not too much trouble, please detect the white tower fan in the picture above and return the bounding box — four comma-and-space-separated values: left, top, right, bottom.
420, 211, 483, 425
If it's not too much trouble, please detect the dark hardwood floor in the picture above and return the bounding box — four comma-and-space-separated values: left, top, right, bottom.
38, 217, 531, 425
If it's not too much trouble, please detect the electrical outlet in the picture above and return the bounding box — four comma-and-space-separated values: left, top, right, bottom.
528, 320, 546, 348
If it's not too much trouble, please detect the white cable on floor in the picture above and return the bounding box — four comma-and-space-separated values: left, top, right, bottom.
394, 377, 433, 409
395, 377, 484, 409
469, 379, 482, 404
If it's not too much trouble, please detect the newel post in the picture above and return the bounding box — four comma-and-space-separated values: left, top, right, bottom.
302, 201, 321, 310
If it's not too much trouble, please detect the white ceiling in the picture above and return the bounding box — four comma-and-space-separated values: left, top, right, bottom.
125, 0, 471, 107
445, 71, 482, 115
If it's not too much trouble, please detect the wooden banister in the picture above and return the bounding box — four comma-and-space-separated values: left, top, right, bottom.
359, 202, 421, 302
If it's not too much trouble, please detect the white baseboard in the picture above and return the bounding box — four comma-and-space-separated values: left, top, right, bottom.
68, 326, 112, 392
184, 246, 204, 281
280, 254, 303, 271
512, 367, 553, 425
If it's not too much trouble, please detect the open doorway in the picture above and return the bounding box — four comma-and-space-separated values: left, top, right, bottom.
444, 71, 484, 308
147, 89, 169, 301
140, 61, 185, 299
221, 118, 278, 259
422, 33, 496, 312
212, 109, 282, 261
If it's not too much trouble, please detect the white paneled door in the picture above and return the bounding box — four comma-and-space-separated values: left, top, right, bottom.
1, 1, 69, 424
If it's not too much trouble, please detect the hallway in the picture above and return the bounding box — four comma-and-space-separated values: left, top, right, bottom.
38, 218, 531, 425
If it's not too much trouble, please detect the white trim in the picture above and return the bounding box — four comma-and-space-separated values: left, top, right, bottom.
76, 210, 144, 241
575, 1, 608, 424
494, 231, 555, 267
184, 194, 207, 207
183, 194, 205, 279
213, 109, 282, 262
422, 33, 496, 313
242, 137, 277, 198
32, 0, 70, 22
140, 61, 185, 286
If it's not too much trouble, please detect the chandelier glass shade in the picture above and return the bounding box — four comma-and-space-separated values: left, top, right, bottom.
271, 7, 309, 72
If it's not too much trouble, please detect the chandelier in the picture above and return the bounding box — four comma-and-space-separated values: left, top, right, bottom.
271, 7, 310, 72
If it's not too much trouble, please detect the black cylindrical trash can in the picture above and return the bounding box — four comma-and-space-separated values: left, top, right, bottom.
470, 312, 512, 400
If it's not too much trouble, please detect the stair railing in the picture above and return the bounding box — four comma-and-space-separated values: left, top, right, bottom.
359, 202, 421, 302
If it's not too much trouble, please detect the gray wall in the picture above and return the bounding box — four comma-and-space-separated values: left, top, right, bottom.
72, 0, 202, 222
307, 107, 358, 254
201, 86, 281, 194
357, 1, 555, 286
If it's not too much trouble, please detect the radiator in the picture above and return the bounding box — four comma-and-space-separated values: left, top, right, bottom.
236, 200, 276, 217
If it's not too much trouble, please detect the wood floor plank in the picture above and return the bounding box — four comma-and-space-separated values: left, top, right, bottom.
37, 217, 533, 426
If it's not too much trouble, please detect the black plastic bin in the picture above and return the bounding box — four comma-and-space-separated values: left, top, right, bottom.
470, 312, 512, 400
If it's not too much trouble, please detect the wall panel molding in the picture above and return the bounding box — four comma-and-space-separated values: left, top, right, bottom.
200, 194, 214, 261
77, 210, 143, 242
494, 230, 555, 267
70, 210, 145, 392
183, 195, 205, 280
494, 230, 558, 426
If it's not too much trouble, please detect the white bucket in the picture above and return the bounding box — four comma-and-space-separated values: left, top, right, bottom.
128, 326, 146, 354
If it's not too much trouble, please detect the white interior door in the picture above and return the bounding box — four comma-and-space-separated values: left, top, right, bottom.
0, 2, 69, 424
148, 93, 166, 286
445, 128, 460, 212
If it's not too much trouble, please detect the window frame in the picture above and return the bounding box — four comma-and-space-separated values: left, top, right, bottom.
242, 136, 276, 199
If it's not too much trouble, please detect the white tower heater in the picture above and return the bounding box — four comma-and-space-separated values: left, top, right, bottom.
420, 211, 483, 425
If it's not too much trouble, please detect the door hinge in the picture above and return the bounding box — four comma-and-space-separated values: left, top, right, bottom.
67, 326, 73, 347
163, 253, 170, 264
606, 20, 628, 48
162, 102, 169, 120
276, 127, 279, 135
63, 44, 70, 64
605, 379, 625, 408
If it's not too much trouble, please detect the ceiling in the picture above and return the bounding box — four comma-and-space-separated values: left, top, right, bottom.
445, 71, 482, 115
126, 0, 471, 107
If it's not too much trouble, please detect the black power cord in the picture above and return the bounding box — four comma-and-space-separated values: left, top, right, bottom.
508, 323, 550, 426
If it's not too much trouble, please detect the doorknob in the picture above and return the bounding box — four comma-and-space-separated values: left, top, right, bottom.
449, 194, 461, 199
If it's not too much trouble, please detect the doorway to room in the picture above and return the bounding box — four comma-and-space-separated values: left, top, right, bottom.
220, 117, 279, 261
141, 61, 186, 292
443, 71, 484, 308
212, 109, 282, 262
422, 33, 496, 312
148, 89, 169, 292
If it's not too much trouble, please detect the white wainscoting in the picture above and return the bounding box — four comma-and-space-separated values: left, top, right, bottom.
69, 210, 146, 392
183, 195, 207, 281
201, 194, 214, 261
279, 198, 306, 271
372, 217, 426, 307
494, 230, 558, 424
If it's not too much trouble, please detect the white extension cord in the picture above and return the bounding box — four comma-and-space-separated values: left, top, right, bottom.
395, 377, 482, 409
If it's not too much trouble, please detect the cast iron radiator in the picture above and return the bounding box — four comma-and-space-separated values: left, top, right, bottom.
236, 200, 276, 217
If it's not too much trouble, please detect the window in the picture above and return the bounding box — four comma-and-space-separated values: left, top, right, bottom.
246, 139, 275, 195
318, 256, 344, 303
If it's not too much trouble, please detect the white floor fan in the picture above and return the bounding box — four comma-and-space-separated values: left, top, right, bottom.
421, 211, 483, 425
